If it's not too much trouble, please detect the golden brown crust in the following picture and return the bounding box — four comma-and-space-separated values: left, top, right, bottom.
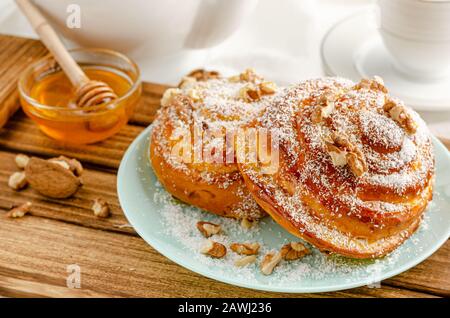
238, 77, 435, 258
149, 69, 279, 219
151, 129, 260, 218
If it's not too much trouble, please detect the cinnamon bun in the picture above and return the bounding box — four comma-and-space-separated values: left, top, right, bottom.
150, 69, 279, 219
238, 77, 434, 258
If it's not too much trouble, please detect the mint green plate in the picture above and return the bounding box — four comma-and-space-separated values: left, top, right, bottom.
117, 125, 450, 293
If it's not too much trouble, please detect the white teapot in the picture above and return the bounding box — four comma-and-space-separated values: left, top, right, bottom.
33, 0, 258, 54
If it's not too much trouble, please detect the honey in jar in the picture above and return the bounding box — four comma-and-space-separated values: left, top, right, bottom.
19, 49, 141, 144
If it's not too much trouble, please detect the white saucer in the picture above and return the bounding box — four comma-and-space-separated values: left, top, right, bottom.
321, 10, 450, 112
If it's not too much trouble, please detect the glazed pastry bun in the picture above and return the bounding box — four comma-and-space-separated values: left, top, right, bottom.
150, 69, 280, 219
239, 77, 434, 258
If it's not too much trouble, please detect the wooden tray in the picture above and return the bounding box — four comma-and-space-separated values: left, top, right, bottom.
0, 34, 448, 298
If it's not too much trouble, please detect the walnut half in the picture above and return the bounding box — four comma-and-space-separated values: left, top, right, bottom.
234, 255, 257, 267
311, 90, 336, 123
354, 76, 388, 93
241, 218, 258, 229
7, 202, 32, 218
383, 99, 417, 134
230, 242, 260, 255
200, 240, 227, 258
8, 171, 28, 190
280, 242, 310, 261
197, 221, 221, 238
92, 198, 110, 218
325, 133, 367, 177
260, 251, 282, 275
239, 84, 261, 102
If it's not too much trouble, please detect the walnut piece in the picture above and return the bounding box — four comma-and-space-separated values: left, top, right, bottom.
383, 99, 417, 134
241, 218, 257, 229
187, 88, 202, 102
260, 251, 282, 275
50, 159, 71, 170
49, 156, 83, 176
8, 171, 28, 190
239, 84, 261, 102
230, 242, 260, 255
197, 221, 221, 238
280, 242, 310, 261
239, 68, 262, 83
187, 69, 220, 81
347, 152, 367, 177
311, 90, 336, 123
161, 88, 181, 107
326, 143, 348, 167
325, 133, 367, 177
259, 82, 277, 95
178, 76, 197, 88
92, 198, 110, 218
200, 239, 227, 258
6, 202, 32, 218
234, 255, 257, 267
354, 76, 388, 93
15, 154, 30, 169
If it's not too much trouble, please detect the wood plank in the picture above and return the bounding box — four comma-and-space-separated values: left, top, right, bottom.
385, 241, 450, 297
0, 150, 448, 296
0, 113, 144, 169
0, 150, 134, 235
0, 34, 446, 298
0, 34, 166, 130
0, 36, 47, 128
130, 82, 168, 126
0, 215, 436, 298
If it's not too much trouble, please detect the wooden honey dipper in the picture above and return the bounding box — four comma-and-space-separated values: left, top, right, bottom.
16, 0, 117, 107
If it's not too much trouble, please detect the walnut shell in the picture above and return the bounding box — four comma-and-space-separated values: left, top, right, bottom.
25, 157, 81, 199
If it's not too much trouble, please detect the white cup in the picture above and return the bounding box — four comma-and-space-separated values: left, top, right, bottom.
378, 0, 450, 79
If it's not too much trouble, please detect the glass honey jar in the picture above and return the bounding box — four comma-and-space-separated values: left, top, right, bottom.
18, 48, 142, 144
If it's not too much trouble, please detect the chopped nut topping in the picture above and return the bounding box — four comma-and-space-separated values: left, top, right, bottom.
197, 221, 221, 237
234, 255, 257, 267
311, 90, 336, 123
325, 133, 367, 176
260, 252, 282, 275
178, 76, 197, 88
326, 143, 348, 167
15, 154, 30, 169
200, 240, 227, 258
92, 198, 110, 218
354, 76, 388, 93
239, 68, 262, 83
280, 242, 310, 261
241, 218, 257, 229
187, 88, 202, 102
259, 82, 277, 95
239, 80, 277, 102
161, 88, 181, 107
8, 171, 28, 190
239, 84, 261, 102
230, 242, 260, 255
347, 151, 367, 177
187, 69, 220, 81
6, 202, 32, 218
383, 99, 417, 134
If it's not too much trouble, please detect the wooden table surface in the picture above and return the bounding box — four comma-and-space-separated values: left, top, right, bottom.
0, 35, 449, 298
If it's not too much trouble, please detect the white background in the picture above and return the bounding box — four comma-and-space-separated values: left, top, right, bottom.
0, 0, 373, 84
